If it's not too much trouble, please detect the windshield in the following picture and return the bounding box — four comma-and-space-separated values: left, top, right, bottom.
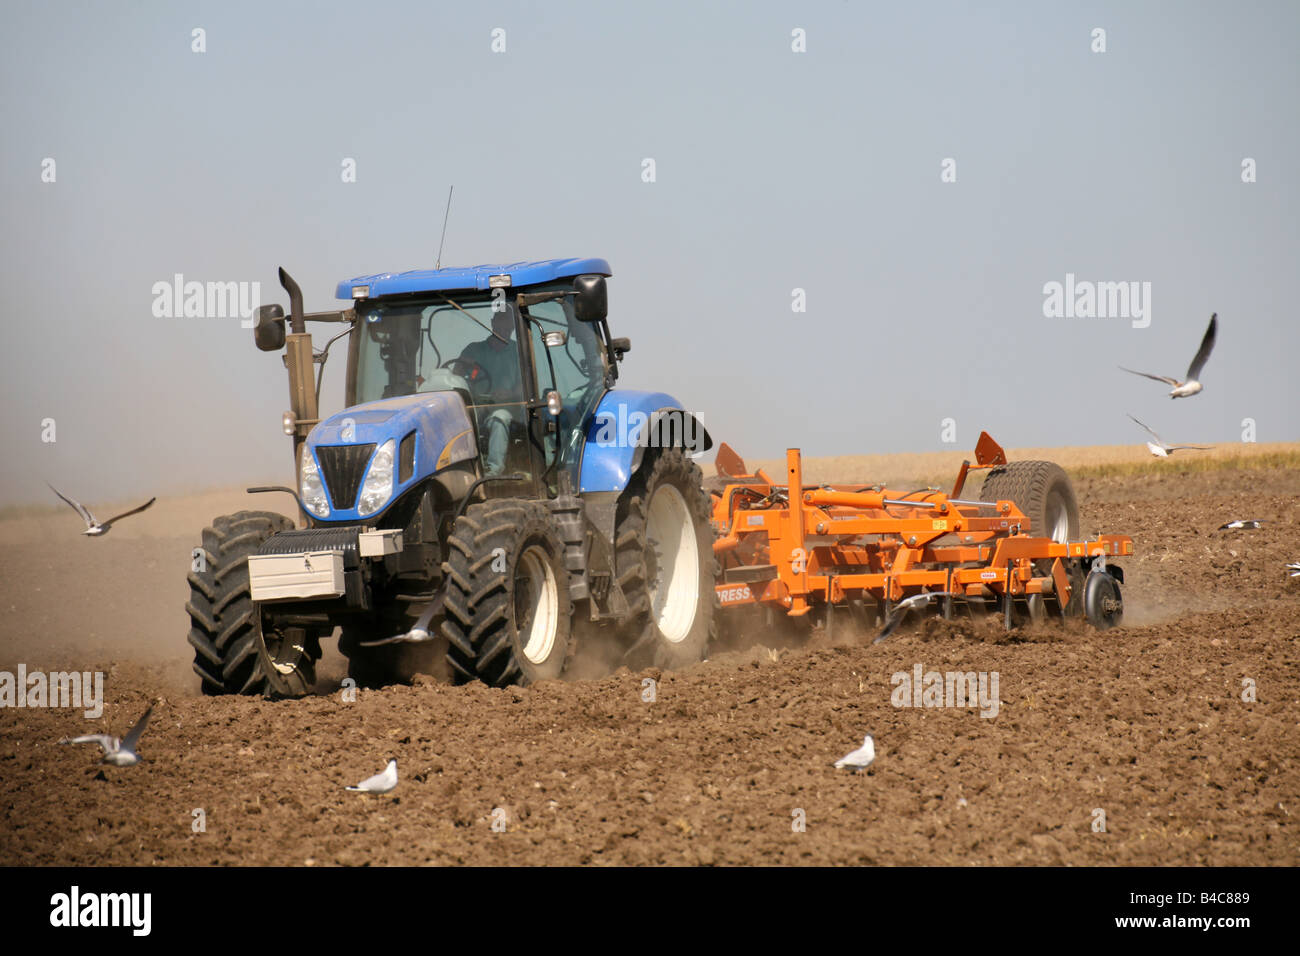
355, 294, 525, 406
354, 288, 608, 484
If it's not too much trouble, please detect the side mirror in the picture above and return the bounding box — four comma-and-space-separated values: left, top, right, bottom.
573, 274, 608, 323
254, 304, 286, 351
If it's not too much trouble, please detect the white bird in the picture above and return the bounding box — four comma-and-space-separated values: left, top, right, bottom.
1287, 563, 1300, 579
47, 483, 156, 536
1218, 519, 1264, 530
346, 758, 398, 794
834, 735, 876, 772
1126, 414, 1213, 458
1120, 313, 1217, 398
59, 702, 155, 767
874, 592, 954, 643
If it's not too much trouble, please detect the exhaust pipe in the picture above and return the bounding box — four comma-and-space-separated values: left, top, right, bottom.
279, 267, 306, 334
277, 269, 317, 522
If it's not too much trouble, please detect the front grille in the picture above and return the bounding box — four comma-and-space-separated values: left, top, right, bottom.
316, 443, 375, 511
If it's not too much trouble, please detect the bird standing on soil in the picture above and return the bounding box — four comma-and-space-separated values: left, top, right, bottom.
59, 701, 155, 767
47, 483, 156, 536
1126, 415, 1213, 458
1119, 313, 1217, 398
835, 735, 876, 772
346, 758, 398, 794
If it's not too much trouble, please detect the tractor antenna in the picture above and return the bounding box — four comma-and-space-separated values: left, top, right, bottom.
435, 185, 454, 270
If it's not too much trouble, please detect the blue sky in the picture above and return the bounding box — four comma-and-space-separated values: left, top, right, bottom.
2, 0, 1296, 504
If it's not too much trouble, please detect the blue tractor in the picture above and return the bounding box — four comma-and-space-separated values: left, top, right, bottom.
186, 259, 717, 696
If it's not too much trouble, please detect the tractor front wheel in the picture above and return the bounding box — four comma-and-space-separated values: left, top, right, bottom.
441, 499, 573, 686
187, 510, 320, 696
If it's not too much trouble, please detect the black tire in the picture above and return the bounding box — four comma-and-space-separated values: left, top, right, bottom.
441, 499, 572, 687
980, 460, 1080, 543
615, 448, 719, 670
1083, 570, 1123, 630
186, 511, 319, 696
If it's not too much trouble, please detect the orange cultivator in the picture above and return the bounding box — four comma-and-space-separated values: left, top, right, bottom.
709, 433, 1132, 639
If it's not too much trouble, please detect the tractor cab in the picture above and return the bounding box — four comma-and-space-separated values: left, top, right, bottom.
343, 261, 616, 499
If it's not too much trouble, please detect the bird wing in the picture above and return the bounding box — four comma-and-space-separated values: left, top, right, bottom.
121, 704, 154, 752
1167, 445, 1213, 452
1185, 313, 1217, 381
100, 497, 157, 530
872, 593, 951, 644
348, 765, 393, 792
47, 483, 95, 526
835, 739, 875, 769
61, 734, 117, 755
873, 608, 909, 643
1118, 366, 1179, 387
1126, 414, 1164, 444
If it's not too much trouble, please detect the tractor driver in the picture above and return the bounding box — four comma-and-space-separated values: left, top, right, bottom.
457, 307, 523, 475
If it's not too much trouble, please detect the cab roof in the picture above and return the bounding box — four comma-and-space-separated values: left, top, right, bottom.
336, 257, 612, 300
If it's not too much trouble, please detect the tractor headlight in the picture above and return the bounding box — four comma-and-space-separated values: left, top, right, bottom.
357, 439, 396, 517
299, 452, 330, 517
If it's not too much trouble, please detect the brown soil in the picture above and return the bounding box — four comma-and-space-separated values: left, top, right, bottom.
1, 469, 1297, 865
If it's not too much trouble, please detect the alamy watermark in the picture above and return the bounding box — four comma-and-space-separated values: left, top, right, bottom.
49, 886, 150, 936
592, 405, 708, 454
1042, 273, 1150, 328
0, 665, 103, 718
891, 663, 1000, 718
152, 273, 261, 327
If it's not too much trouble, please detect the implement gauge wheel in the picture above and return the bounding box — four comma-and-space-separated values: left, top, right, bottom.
1083, 571, 1123, 630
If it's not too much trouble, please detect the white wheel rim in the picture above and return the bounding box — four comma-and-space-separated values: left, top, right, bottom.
516, 546, 559, 665
645, 483, 700, 644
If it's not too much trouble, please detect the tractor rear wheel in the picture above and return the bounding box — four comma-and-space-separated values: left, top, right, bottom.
615, 448, 719, 670
441, 499, 573, 686
187, 511, 320, 696
979, 460, 1080, 543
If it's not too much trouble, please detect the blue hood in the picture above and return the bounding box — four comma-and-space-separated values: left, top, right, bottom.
305, 392, 477, 522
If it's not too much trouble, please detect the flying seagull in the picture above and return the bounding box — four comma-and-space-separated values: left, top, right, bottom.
873, 592, 954, 643
1218, 519, 1264, 530
47, 483, 156, 536
59, 702, 155, 767
1119, 313, 1217, 398
1126, 414, 1213, 458
834, 735, 876, 772
346, 758, 398, 794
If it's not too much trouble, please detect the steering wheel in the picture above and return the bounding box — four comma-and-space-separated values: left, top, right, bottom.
441, 357, 494, 396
